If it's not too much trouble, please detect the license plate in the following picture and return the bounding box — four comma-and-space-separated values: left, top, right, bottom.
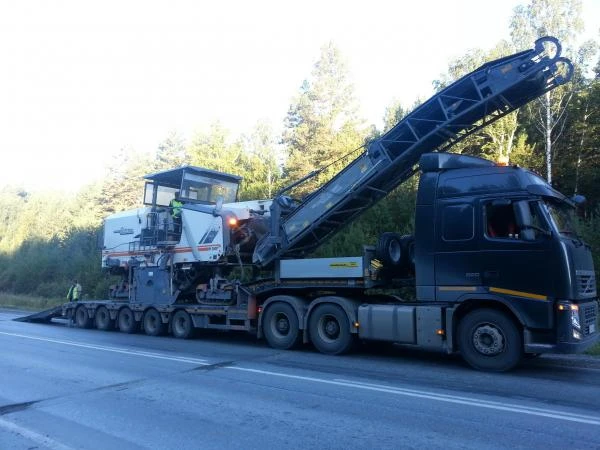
590, 323, 596, 334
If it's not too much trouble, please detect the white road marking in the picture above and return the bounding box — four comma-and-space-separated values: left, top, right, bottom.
0, 331, 209, 365
2, 330, 600, 426
229, 367, 600, 426
0, 417, 75, 450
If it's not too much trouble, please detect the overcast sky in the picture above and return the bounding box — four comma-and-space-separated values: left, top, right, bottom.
0, 0, 598, 191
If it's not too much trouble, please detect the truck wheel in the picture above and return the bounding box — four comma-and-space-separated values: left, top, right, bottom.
75, 306, 92, 329
458, 309, 522, 372
143, 308, 166, 336
95, 306, 114, 331
262, 302, 301, 350
376, 233, 402, 266
118, 307, 139, 334
309, 304, 354, 355
171, 310, 195, 339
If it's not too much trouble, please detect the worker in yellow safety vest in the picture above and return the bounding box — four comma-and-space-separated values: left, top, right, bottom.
169, 192, 183, 234
67, 279, 82, 302
169, 192, 183, 219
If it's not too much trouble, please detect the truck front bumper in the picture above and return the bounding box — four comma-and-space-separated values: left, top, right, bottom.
525, 299, 599, 354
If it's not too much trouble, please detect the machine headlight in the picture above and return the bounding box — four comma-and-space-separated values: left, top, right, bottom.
573, 329, 582, 340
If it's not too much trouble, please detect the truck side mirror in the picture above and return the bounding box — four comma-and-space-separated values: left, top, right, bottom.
513, 201, 535, 241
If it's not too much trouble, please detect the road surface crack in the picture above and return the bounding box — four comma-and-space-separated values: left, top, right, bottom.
0, 400, 39, 416
188, 360, 236, 372
86, 377, 148, 393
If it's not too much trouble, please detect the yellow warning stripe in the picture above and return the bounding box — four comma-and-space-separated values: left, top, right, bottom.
489, 287, 547, 301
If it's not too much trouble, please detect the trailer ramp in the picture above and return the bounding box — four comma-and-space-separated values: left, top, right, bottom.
13, 305, 64, 323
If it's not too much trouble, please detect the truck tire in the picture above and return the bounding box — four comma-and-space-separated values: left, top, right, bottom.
376, 233, 402, 266
143, 308, 166, 336
309, 304, 354, 355
95, 306, 113, 331
118, 307, 139, 334
171, 310, 195, 339
458, 309, 522, 372
262, 302, 301, 350
75, 306, 92, 329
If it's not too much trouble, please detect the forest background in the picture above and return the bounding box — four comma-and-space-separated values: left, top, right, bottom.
1, 0, 599, 304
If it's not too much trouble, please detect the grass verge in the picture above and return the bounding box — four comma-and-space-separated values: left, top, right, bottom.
0, 292, 64, 311
587, 342, 600, 356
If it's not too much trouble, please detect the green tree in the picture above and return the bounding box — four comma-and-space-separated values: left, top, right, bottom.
187, 122, 243, 175
240, 120, 282, 199
282, 42, 367, 195
98, 147, 154, 215
510, 0, 584, 184
382, 99, 408, 133
156, 130, 187, 170
434, 40, 522, 162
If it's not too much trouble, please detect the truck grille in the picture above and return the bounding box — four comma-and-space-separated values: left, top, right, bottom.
576, 270, 597, 298
580, 301, 598, 336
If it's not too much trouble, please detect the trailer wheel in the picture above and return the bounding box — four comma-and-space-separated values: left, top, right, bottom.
95, 306, 113, 331
262, 302, 301, 350
118, 307, 139, 334
309, 304, 354, 355
458, 309, 522, 372
171, 310, 195, 339
143, 308, 166, 337
75, 306, 92, 329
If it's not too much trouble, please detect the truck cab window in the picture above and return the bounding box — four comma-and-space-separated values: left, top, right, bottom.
545, 201, 576, 237
486, 203, 518, 239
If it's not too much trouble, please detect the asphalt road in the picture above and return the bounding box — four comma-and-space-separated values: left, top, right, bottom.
1, 308, 600, 450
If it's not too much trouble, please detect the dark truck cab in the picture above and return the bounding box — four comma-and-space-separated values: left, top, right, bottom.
415, 153, 598, 362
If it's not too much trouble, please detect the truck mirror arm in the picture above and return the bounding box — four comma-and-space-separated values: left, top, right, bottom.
520, 224, 551, 238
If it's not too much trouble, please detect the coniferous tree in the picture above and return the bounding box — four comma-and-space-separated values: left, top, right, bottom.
156, 130, 187, 170
282, 42, 367, 195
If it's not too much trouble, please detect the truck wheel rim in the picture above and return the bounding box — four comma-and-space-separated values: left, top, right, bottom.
272, 313, 290, 337
174, 316, 187, 334
147, 314, 158, 331
388, 241, 401, 263
472, 324, 504, 356
318, 315, 340, 343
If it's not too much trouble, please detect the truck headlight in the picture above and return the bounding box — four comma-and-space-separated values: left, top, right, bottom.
571, 305, 581, 331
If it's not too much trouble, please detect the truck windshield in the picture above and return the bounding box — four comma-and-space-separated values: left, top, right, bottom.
544, 201, 576, 237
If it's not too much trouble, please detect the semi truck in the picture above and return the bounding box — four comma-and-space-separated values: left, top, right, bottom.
19, 37, 599, 371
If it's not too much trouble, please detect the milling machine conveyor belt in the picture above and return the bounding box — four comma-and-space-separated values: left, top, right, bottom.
253, 37, 573, 267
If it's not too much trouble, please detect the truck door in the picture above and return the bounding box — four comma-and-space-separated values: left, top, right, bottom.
434, 199, 482, 290
479, 199, 553, 303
